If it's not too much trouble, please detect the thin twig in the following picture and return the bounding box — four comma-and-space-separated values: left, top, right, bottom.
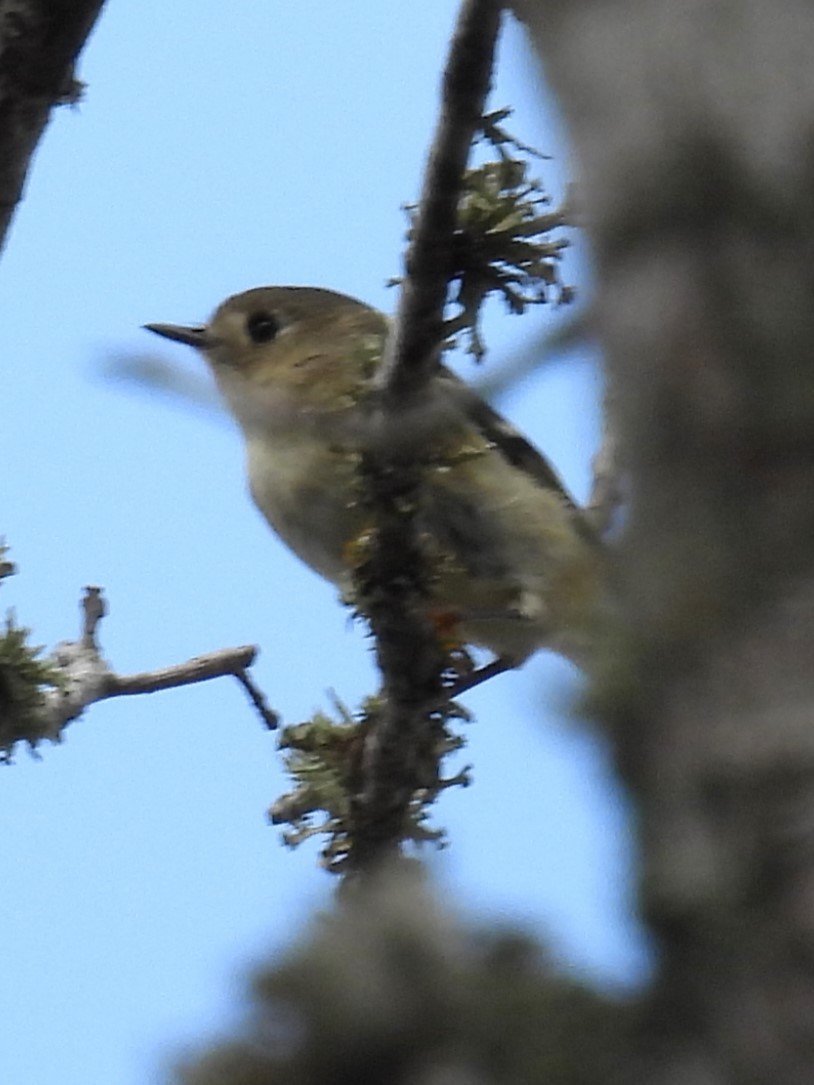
233, 668, 280, 731
101, 647, 257, 696
81, 584, 106, 649
104, 650, 278, 729
41, 587, 277, 740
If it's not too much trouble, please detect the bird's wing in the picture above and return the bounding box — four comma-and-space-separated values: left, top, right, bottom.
436, 366, 574, 504
436, 365, 601, 548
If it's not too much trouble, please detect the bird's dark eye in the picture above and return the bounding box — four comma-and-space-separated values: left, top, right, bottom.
246, 311, 279, 343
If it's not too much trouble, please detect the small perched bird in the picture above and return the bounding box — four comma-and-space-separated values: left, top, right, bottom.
145, 287, 605, 672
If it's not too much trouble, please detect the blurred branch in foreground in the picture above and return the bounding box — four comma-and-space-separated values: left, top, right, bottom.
516, 0, 814, 1080
176, 864, 636, 1085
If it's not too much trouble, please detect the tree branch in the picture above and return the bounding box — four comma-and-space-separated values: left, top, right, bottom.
41, 587, 278, 742
350, 0, 503, 871
378, 0, 502, 403
585, 377, 623, 537
516, 0, 814, 1079
0, 0, 106, 251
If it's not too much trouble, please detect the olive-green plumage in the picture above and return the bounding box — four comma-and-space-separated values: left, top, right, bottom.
146, 287, 605, 670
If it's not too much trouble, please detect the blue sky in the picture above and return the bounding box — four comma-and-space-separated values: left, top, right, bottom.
0, 4, 649, 1084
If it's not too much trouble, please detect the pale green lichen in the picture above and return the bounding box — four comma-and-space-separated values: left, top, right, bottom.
393, 108, 575, 360
0, 547, 62, 758
271, 694, 471, 873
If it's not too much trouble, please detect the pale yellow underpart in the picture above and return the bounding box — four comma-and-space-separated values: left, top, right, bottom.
243, 411, 601, 669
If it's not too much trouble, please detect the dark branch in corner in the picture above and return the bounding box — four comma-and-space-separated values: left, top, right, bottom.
350, 0, 503, 872
378, 0, 503, 404
0, 0, 106, 252
42, 587, 278, 740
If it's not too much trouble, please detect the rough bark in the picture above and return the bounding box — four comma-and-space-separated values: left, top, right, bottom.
0, 0, 105, 250
514, 2, 814, 1081
350, 0, 502, 871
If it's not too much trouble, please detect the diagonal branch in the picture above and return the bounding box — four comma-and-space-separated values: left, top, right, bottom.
0, 0, 106, 251
378, 0, 503, 404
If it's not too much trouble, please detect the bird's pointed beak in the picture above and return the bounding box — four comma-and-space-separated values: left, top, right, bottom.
143, 322, 212, 349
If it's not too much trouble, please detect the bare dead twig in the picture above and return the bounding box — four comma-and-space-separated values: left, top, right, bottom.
232, 668, 279, 731
42, 587, 278, 740
81, 584, 106, 648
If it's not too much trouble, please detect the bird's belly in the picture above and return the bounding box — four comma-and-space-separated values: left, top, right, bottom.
245, 432, 602, 667
246, 436, 360, 584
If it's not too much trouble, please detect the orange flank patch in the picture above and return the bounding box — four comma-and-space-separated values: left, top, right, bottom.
429, 607, 466, 651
